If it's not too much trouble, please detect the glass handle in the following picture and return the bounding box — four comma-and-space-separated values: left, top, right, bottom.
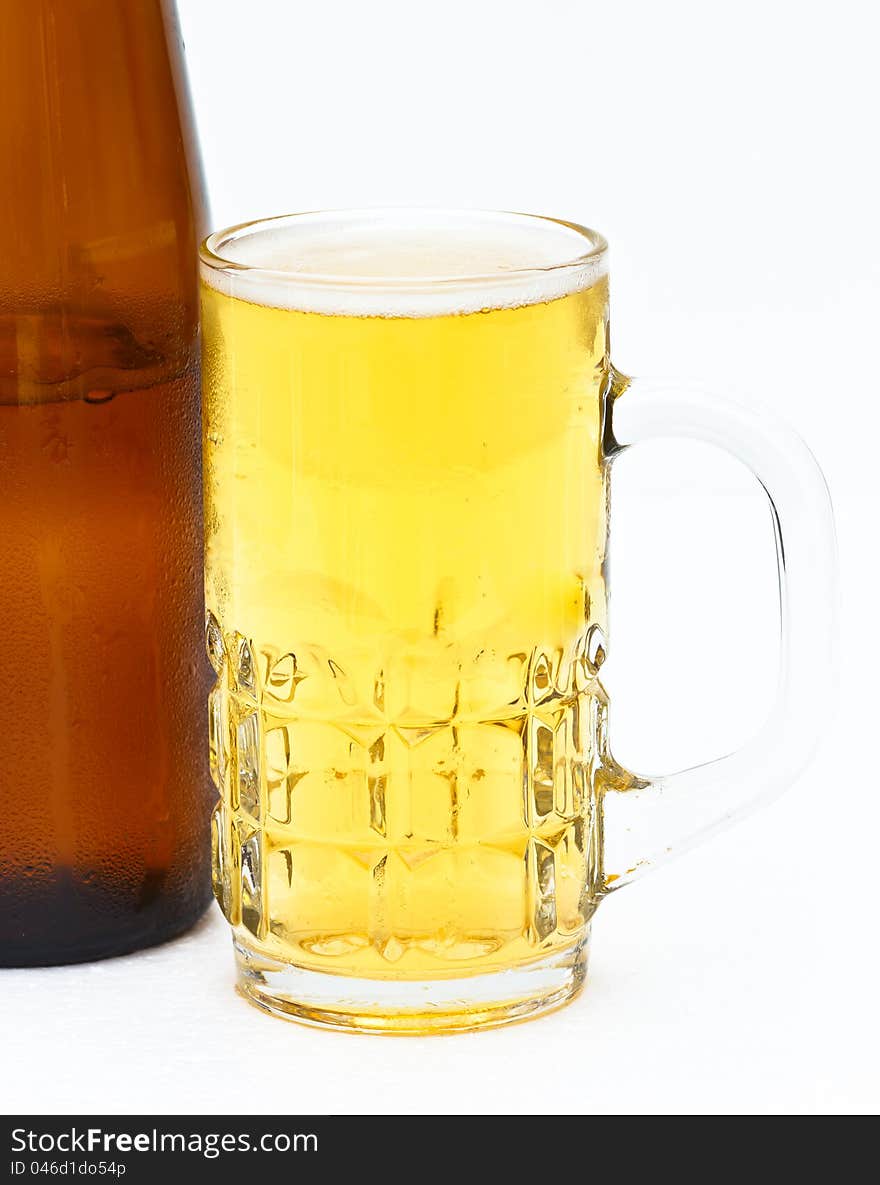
599, 371, 837, 890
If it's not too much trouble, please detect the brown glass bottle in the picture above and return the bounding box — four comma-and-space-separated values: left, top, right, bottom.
0, 0, 213, 965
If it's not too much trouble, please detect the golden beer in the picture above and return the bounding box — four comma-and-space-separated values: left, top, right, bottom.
201, 211, 613, 1030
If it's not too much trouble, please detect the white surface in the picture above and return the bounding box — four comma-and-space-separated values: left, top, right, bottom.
3, 0, 878, 1115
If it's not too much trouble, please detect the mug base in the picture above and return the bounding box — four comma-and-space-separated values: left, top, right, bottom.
232, 932, 589, 1035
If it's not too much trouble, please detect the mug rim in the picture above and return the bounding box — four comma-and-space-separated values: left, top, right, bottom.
199, 208, 608, 311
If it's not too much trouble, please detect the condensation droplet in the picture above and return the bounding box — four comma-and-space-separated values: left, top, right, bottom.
236, 635, 256, 693
205, 611, 225, 673
585, 624, 607, 673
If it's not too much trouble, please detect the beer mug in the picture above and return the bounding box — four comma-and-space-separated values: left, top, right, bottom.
199, 210, 834, 1033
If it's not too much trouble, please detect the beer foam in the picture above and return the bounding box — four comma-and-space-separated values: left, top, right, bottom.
200, 210, 607, 316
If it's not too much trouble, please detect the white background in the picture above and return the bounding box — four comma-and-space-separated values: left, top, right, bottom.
3, 0, 878, 1115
